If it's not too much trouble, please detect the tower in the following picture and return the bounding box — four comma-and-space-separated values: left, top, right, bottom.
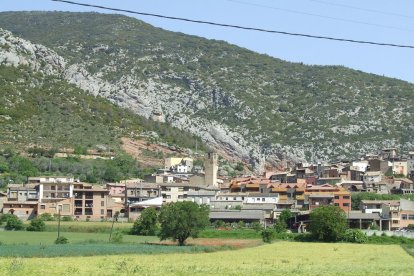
204, 152, 218, 187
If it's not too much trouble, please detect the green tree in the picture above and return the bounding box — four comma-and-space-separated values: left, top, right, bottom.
131, 207, 158, 236
261, 228, 276, 243
26, 218, 46, 231
158, 201, 209, 246
309, 206, 348, 242
4, 215, 24, 231
278, 209, 293, 227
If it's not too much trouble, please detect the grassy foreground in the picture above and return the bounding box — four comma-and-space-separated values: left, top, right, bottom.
0, 242, 413, 275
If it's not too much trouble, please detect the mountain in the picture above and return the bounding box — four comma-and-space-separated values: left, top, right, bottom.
0, 28, 204, 159
1, 11, 414, 169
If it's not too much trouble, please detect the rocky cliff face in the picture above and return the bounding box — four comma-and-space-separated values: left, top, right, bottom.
2, 12, 414, 171
0, 28, 261, 167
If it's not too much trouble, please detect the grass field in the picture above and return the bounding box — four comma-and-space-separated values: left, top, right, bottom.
0, 242, 413, 275
40, 221, 133, 233
0, 231, 157, 245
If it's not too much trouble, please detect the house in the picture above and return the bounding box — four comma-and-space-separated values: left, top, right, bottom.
399, 199, 414, 228
360, 200, 399, 215
209, 210, 265, 224
161, 183, 219, 204
164, 157, 193, 172
392, 160, 408, 176
368, 158, 390, 174
128, 196, 163, 221
2, 184, 39, 220
397, 178, 414, 194
363, 171, 383, 184
305, 184, 351, 212
339, 180, 364, 192
73, 183, 109, 220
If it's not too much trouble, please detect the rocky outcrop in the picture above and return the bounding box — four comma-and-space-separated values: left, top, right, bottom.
0, 28, 264, 170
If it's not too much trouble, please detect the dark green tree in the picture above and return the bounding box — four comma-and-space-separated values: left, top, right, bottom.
131, 207, 158, 236
4, 215, 24, 231
309, 206, 348, 242
158, 201, 209, 246
278, 209, 293, 227
26, 218, 46, 231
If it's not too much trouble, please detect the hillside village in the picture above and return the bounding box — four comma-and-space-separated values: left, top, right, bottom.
1, 148, 414, 232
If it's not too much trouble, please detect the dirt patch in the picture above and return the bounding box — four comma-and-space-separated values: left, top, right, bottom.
121, 137, 185, 168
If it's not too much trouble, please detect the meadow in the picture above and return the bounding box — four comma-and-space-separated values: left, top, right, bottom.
0, 242, 413, 275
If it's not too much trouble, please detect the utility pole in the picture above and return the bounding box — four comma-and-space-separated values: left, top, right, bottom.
57, 208, 61, 239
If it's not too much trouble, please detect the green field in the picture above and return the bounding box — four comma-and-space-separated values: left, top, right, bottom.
0, 242, 413, 275
40, 221, 133, 233
0, 230, 156, 245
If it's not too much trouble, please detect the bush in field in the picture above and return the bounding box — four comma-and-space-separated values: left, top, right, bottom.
131, 207, 158, 236
342, 229, 368, 244
26, 218, 46, 232
261, 229, 276, 243
0, 214, 16, 225
251, 222, 263, 232
273, 221, 287, 234
158, 201, 209, 246
278, 209, 293, 227
55, 236, 69, 244
38, 213, 55, 221
212, 220, 226, 229
407, 224, 414, 231
110, 230, 124, 243
61, 216, 73, 222
309, 206, 348, 242
4, 215, 24, 231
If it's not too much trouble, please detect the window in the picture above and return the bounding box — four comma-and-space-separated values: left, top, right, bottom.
101, 201, 105, 207
409, 215, 414, 220
343, 196, 350, 199
402, 214, 408, 220
334, 203, 339, 206
334, 196, 339, 199
343, 203, 350, 207
101, 193, 105, 198
62, 204, 70, 212
262, 198, 265, 202
101, 209, 104, 215
40, 205, 46, 210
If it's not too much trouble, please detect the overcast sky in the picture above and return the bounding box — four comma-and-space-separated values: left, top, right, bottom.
2, 0, 414, 83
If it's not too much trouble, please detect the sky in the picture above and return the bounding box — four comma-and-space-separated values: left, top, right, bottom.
1, 0, 414, 83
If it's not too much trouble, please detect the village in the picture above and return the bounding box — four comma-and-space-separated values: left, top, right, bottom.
1, 148, 414, 234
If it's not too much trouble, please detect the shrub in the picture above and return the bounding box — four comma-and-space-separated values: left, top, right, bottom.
26, 218, 46, 232
212, 220, 226, 229
251, 222, 263, 232
261, 229, 276, 243
342, 229, 368, 244
1, 214, 15, 225
407, 224, 414, 231
131, 207, 158, 236
55, 236, 69, 244
110, 230, 124, 243
4, 215, 24, 231
38, 213, 55, 221
61, 216, 73, 222
273, 221, 287, 234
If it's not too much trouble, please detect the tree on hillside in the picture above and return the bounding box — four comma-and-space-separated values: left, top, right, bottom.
131, 207, 158, 236
309, 206, 348, 242
158, 201, 209, 246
